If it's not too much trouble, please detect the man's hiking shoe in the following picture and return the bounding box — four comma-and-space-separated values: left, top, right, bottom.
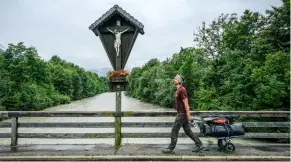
162, 148, 174, 154
192, 145, 204, 152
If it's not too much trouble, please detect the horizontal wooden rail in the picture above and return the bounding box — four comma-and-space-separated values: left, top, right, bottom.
0, 122, 290, 128
122, 133, 290, 139
0, 133, 289, 139
242, 122, 290, 127
0, 111, 289, 117
0, 122, 114, 128
0, 133, 114, 138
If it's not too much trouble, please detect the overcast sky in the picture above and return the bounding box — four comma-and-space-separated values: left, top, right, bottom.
0, 0, 282, 70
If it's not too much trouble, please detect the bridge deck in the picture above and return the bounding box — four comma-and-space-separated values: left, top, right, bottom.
0, 140, 289, 157
1, 144, 290, 156
1, 143, 289, 161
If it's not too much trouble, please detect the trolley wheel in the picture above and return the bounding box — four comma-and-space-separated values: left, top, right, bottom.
224, 143, 235, 153
218, 139, 225, 148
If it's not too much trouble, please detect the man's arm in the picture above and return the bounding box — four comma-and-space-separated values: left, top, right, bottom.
183, 98, 192, 121
181, 89, 192, 121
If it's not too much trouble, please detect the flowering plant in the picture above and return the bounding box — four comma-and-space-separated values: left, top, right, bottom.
107, 69, 130, 78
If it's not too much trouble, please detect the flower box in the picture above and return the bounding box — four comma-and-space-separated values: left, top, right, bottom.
109, 76, 127, 83
107, 69, 129, 92
108, 76, 128, 92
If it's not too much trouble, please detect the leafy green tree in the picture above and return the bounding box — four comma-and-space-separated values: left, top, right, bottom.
126, 1, 290, 111
0, 42, 109, 111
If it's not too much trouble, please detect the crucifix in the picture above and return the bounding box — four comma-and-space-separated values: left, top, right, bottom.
107, 20, 129, 57
104, 19, 132, 70
89, 4, 144, 150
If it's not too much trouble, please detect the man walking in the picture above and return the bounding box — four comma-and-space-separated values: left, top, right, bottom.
162, 74, 204, 153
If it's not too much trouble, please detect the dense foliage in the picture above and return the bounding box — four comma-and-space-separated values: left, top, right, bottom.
0, 42, 108, 111
126, 0, 290, 111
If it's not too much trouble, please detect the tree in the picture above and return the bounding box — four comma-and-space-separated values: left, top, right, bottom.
126, 1, 290, 111
0, 42, 109, 111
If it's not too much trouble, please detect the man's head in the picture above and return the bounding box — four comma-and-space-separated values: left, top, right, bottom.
173, 74, 184, 86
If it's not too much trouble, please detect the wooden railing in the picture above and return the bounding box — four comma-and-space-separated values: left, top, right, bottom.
0, 111, 290, 150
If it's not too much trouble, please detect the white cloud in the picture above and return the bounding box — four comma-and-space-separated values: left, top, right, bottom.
0, 0, 282, 70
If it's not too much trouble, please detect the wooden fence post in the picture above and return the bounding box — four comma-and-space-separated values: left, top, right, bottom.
11, 117, 18, 151
115, 86, 122, 150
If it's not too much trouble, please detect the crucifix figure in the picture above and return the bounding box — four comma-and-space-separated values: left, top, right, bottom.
107, 21, 129, 57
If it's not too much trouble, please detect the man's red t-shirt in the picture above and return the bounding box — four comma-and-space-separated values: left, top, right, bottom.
175, 86, 188, 114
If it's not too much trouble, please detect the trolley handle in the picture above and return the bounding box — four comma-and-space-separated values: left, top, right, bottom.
189, 119, 204, 128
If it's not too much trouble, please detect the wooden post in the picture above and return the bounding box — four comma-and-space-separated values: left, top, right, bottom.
115, 85, 122, 151
11, 117, 18, 151
116, 54, 121, 70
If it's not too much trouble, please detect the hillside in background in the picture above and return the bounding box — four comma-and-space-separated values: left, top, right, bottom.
88, 68, 112, 77
89, 67, 132, 77
0, 44, 5, 52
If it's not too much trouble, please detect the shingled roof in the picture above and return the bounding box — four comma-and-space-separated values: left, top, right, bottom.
89, 5, 144, 35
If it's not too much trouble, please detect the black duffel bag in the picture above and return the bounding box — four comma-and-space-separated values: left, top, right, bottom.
202, 123, 245, 137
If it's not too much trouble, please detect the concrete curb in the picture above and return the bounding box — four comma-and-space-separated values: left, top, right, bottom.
0, 155, 290, 161
1, 143, 289, 147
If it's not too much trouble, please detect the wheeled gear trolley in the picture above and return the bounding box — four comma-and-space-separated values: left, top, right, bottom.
191, 115, 245, 153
